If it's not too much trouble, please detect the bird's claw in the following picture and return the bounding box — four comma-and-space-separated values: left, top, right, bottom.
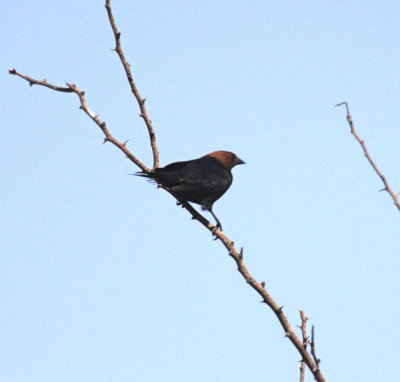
176, 201, 184, 208
211, 224, 222, 240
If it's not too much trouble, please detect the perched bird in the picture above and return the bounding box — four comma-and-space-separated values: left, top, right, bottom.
136, 151, 245, 231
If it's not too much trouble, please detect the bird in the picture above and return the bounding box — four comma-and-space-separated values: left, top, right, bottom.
136, 150, 245, 231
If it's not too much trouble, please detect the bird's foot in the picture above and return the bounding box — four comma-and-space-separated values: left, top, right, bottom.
211, 224, 222, 240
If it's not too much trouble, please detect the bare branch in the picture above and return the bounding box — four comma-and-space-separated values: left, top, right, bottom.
299, 310, 308, 382
336, 102, 400, 211
205, 228, 327, 382
105, 0, 159, 169
10, 68, 150, 172
9, 68, 73, 92
310, 326, 321, 371
66, 83, 150, 172
166, 202, 327, 380
10, 3, 329, 381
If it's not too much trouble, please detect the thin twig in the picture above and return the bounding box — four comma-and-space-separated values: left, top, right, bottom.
9, 68, 150, 172
8, 68, 73, 92
67, 83, 150, 171
310, 326, 320, 370
336, 102, 400, 211
299, 310, 308, 382
105, 0, 159, 169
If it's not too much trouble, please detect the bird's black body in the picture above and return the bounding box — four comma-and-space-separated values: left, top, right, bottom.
149, 156, 233, 210
136, 151, 244, 230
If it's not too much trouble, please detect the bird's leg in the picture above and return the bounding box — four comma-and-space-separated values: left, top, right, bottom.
209, 208, 223, 235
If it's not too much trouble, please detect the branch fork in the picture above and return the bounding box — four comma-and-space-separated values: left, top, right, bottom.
10, 2, 329, 381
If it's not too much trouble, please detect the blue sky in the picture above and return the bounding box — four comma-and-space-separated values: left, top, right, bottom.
2, 1, 400, 381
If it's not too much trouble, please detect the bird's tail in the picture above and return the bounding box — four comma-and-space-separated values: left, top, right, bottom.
131, 171, 158, 184
132, 171, 153, 178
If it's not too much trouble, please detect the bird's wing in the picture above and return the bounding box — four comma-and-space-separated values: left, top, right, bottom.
171, 169, 232, 198
154, 156, 232, 198
156, 160, 189, 172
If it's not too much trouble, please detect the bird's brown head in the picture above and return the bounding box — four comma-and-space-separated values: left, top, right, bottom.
205, 151, 245, 170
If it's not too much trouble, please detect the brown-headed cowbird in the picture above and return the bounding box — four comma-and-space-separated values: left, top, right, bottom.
136, 151, 245, 230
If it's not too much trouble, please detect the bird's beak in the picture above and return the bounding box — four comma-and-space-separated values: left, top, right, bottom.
235, 157, 245, 166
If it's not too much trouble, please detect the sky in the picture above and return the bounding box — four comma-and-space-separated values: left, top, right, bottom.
2, 1, 400, 381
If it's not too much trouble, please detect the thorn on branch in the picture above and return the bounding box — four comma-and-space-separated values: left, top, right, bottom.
239, 247, 244, 259
103, 137, 109, 144
260, 281, 266, 288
